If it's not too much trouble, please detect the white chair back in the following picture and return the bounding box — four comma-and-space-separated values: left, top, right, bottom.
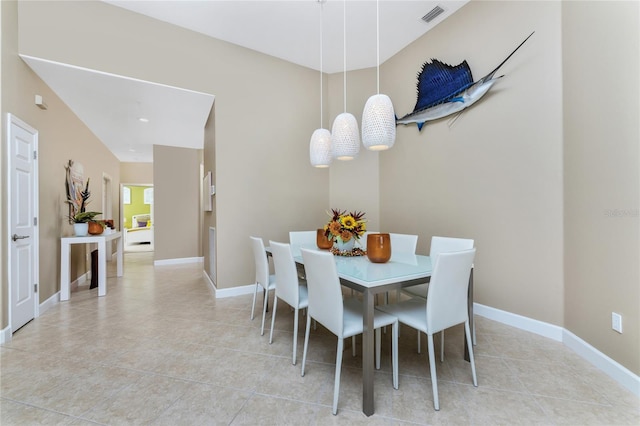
289, 231, 316, 247
389, 233, 418, 255
269, 241, 301, 308
358, 231, 379, 249
426, 248, 476, 334
300, 248, 345, 338
429, 236, 474, 262
250, 236, 270, 289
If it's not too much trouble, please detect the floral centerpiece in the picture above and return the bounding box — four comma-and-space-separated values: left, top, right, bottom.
323, 209, 367, 255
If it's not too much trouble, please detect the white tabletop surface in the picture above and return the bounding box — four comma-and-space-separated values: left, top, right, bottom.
289, 244, 433, 288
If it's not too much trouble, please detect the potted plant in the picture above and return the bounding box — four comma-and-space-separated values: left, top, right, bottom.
66, 174, 102, 236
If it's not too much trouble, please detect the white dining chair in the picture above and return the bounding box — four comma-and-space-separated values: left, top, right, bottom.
268, 241, 309, 365
288, 231, 317, 247
289, 231, 316, 280
389, 233, 418, 257
378, 248, 477, 411
381, 233, 418, 304
300, 248, 398, 415
402, 236, 475, 354
357, 231, 378, 250
250, 236, 277, 336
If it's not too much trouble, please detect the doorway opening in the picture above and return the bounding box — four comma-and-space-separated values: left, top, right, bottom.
122, 184, 154, 253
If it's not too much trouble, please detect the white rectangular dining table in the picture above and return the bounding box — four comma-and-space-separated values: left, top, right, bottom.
268, 244, 474, 416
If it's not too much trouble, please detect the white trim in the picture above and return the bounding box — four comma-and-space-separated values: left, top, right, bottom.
563, 329, 640, 397
154, 256, 203, 266
39, 292, 59, 315
202, 270, 257, 299
218, 283, 257, 299
474, 302, 640, 397
474, 303, 564, 341
0, 326, 12, 344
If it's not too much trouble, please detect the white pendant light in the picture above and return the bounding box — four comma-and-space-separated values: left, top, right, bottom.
309, 1, 332, 168
332, 0, 360, 161
362, 0, 396, 151
310, 129, 332, 167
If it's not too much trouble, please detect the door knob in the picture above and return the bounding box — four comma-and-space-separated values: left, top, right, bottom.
12, 234, 29, 241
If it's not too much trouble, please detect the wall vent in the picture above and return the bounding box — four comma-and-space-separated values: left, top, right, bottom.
422, 5, 445, 23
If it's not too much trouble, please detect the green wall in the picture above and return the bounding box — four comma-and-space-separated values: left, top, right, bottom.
123, 185, 151, 229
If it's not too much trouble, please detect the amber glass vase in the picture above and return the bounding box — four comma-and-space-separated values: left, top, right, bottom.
88, 221, 104, 235
366, 233, 391, 263
316, 228, 332, 249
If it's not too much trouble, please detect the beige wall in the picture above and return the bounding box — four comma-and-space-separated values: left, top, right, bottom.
1, 0, 120, 330
563, 1, 640, 374
121, 162, 153, 185
348, 1, 565, 325
0, 0, 11, 328
153, 145, 200, 261
17, 0, 329, 290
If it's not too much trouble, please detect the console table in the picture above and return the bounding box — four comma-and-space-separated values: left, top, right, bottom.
60, 231, 123, 300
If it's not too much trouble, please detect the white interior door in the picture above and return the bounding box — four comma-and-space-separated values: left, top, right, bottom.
8, 114, 39, 332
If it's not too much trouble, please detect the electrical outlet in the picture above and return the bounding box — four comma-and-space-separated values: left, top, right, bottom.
612, 312, 623, 333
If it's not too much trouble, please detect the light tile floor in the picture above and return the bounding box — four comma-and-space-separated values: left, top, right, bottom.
1, 252, 638, 425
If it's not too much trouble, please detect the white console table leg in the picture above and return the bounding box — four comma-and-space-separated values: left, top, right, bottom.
60, 240, 71, 301
98, 239, 107, 297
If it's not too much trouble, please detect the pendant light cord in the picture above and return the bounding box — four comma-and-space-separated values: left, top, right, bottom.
320, 1, 324, 127
343, 0, 347, 112
376, 0, 380, 94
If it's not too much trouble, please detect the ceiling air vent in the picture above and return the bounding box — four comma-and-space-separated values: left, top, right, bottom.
422, 5, 445, 23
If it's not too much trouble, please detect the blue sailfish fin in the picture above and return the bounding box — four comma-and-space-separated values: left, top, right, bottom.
414, 59, 474, 112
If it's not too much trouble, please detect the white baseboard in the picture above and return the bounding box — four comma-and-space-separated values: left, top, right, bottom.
0, 326, 11, 344
474, 302, 640, 397
215, 283, 258, 299
154, 256, 203, 266
563, 329, 640, 397
39, 292, 59, 315
202, 270, 260, 299
474, 303, 564, 341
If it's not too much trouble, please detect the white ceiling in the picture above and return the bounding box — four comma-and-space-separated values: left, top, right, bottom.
22, 0, 468, 163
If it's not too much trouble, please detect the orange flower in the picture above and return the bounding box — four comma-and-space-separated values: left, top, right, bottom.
329, 221, 342, 235
340, 230, 353, 242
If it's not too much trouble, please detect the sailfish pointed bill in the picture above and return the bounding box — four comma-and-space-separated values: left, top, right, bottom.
397, 32, 534, 131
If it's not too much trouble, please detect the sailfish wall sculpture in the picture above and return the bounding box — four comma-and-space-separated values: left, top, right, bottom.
396, 32, 535, 131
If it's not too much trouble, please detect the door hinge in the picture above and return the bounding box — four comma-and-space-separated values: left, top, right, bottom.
33, 150, 37, 160
34, 217, 38, 226
34, 283, 38, 293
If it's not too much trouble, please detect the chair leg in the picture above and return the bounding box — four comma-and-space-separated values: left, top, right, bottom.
472, 319, 477, 346
375, 328, 381, 370
292, 307, 299, 365
268, 297, 278, 342
251, 282, 259, 320
392, 321, 399, 389
427, 333, 439, 411
440, 330, 445, 362
465, 321, 478, 387
352, 336, 356, 357
260, 289, 270, 336
417, 331, 421, 354
333, 338, 344, 415
301, 315, 312, 377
